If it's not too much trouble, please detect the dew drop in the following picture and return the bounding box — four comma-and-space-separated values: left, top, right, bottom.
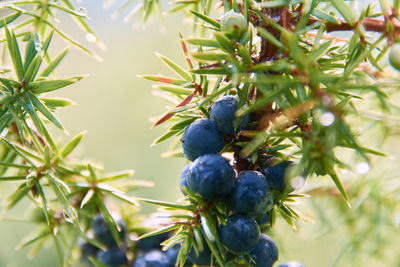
34, 43, 42, 51
129, 233, 138, 241
320, 111, 335, 126
85, 33, 96, 43
63, 210, 74, 223
77, 7, 88, 15
356, 162, 370, 174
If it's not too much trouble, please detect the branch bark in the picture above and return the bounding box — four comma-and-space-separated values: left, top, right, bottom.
309, 16, 400, 34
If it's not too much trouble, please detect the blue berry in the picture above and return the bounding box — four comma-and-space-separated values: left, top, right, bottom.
250, 234, 278, 267
136, 232, 170, 252
219, 214, 260, 253
229, 171, 274, 216
256, 212, 271, 232
181, 119, 224, 161
180, 163, 192, 195
97, 248, 128, 267
278, 262, 305, 267
80, 241, 99, 264
92, 215, 126, 248
187, 154, 236, 201
187, 242, 212, 266
263, 161, 295, 192
133, 250, 173, 267
210, 95, 249, 135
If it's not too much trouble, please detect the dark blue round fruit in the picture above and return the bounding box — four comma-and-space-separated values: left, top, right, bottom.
229, 171, 273, 216
250, 234, 278, 267
187, 154, 236, 201
136, 232, 170, 252
209, 95, 249, 135
181, 119, 224, 161
97, 248, 128, 267
80, 241, 99, 264
277, 262, 305, 267
180, 163, 192, 195
219, 214, 260, 253
256, 212, 271, 232
92, 214, 126, 248
263, 161, 295, 192
133, 250, 173, 267
187, 242, 212, 266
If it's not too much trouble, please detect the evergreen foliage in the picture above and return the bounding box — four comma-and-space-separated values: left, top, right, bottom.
1, 0, 400, 266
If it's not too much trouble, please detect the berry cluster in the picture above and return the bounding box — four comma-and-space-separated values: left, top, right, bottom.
178, 93, 305, 266
80, 214, 129, 266
80, 215, 187, 266
134, 232, 184, 267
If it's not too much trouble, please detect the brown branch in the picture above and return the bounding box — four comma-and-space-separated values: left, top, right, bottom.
309, 16, 400, 35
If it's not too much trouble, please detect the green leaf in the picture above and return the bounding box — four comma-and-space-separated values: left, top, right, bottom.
331, 0, 356, 25
39, 120, 59, 153
259, 0, 290, 8
39, 47, 70, 77
137, 224, 180, 240
0, 161, 31, 169
151, 130, 180, 146
278, 206, 297, 229
213, 32, 235, 53
60, 130, 86, 158
191, 52, 229, 62
22, 92, 43, 133
138, 198, 197, 211
312, 9, 340, 24
47, 174, 80, 226
28, 76, 84, 93
80, 189, 95, 208
16, 227, 49, 249
5, 27, 24, 81
250, 60, 291, 72
99, 170, 135, 182
329, 171, 350, 207
0, 175, 27, 181
27, 92, 63, 129
106, 190, 139, 206
41, 97, 74, 109
238, 44, 252, 66
190, 68, 229, 75
190, 10, 220, 29
96, 195, 121, 246
0, 12, 22, 29
185, 38, 220, 47
5, 183, 30, 209
156, 52, 192, 82
51, 230, 65, 266
23, 55, 42, 83
308, 40, 333, 61
258, 28, 285, 50
2, 139, 39, 167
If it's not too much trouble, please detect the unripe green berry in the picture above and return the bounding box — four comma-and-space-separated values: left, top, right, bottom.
389, 43, 400, 71
220, 10, 247, 37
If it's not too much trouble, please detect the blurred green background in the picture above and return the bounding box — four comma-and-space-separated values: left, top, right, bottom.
0, 2, 189, 266
0, 1, 399, 266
